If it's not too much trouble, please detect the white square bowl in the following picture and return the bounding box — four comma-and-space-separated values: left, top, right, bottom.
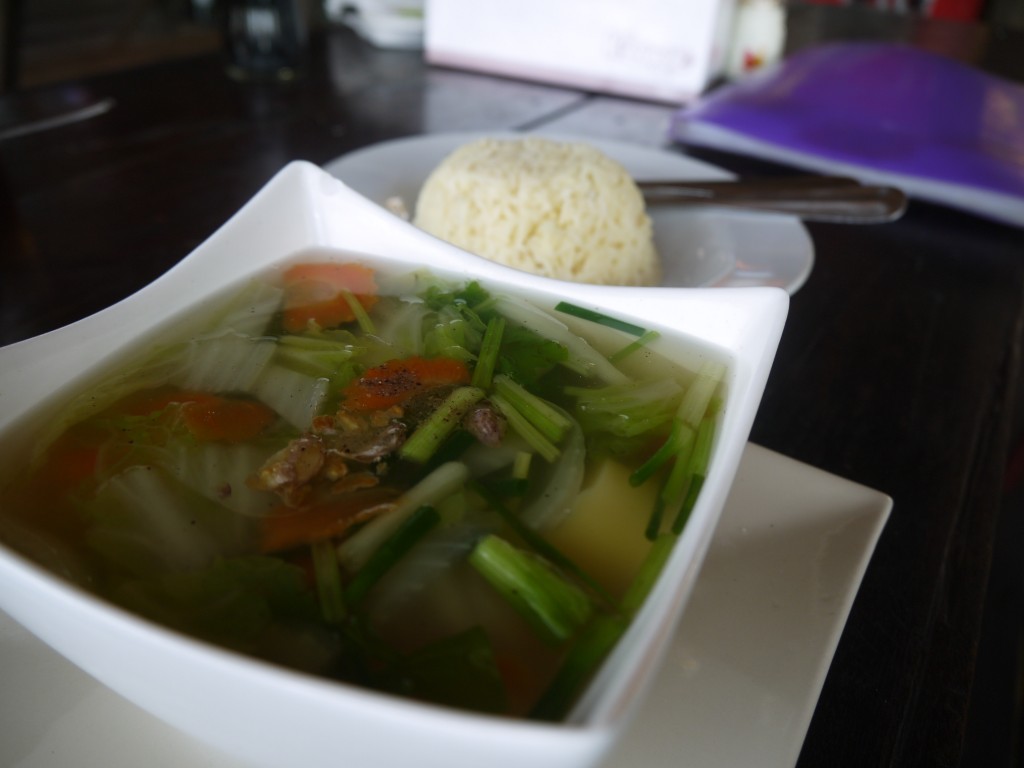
0, 161, 788, 768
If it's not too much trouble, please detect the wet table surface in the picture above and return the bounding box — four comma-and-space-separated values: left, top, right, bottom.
2, 10, 1024, 768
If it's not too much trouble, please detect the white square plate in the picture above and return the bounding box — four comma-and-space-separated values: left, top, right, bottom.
0, 444, 889, 768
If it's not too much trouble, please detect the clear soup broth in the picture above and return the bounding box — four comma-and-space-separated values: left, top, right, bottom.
0, 252, 727, 720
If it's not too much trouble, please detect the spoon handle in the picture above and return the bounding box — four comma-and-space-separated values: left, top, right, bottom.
638, 176, 907, 224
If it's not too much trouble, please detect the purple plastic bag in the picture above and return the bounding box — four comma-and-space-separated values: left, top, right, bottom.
671, 42, 1024, 227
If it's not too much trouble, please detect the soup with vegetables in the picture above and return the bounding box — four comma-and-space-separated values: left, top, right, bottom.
0, 255, 725, 720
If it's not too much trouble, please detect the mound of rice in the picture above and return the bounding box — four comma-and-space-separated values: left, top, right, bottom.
413, 137, 660, 286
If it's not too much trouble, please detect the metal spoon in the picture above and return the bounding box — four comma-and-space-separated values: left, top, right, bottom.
638, 175, 908, 224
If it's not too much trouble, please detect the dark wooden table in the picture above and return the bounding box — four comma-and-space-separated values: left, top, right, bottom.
2, 11, 1023, 768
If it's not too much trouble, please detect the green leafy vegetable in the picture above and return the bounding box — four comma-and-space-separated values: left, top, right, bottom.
493, 295, 627, 385
423, 280, 491, 313
495, 323, 569, 387
113, 555, 320, 651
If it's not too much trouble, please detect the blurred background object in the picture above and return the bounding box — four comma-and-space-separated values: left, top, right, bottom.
3, 0, 221, 90
0, 0, 1020, 94
424, 0, 737, 103
222, 0, 308, 80
725, 0, 787, 78
323, 0, 424, 49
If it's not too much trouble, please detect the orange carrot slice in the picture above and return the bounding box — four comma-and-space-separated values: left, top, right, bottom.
342, 356, 471, 411
180, 397, 277, 443
260, 488, 398, 553
282, 262, 379, 333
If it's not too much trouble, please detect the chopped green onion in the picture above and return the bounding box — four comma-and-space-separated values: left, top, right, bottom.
345, 505, 441, 605
530, 532, 681, 719
620, 533, 674, 616
671, 415, 716, 535
530, 613, 627, 722
469, 534, 594, 645
471, 316, 505, 389
400, 386, 485, 463
493, 374, 572, 443
645, 425, 696, 540
554, 301, 647, 337
490, 392, 561, 463
609, 329, 661, 363
311, 539, 347, 625
338, 461, 469, 573
341, 289, 376, 335
630, 419, 690, 488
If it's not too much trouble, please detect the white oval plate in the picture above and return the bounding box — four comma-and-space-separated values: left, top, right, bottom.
323, 132, 815, 294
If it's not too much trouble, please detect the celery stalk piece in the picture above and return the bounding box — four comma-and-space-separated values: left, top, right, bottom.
345, 505, 441, 606
676, 360, 726, 429
341, 289, 376, 335
567, 379, 683, 441
492, 374, 572, 443
609, 329, 661, 363
274, 334, 358, 379
471, 316, 505, 389
469, 535, 594, 645
338, 461, 469, 573
513, 451, 533, 480
490, 392, 561, 463
468, 481, 613, 608
311, 539, 347, 625
400, 386, 485, 464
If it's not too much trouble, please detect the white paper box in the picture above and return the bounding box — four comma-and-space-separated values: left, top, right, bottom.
424, 0, 735, 104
